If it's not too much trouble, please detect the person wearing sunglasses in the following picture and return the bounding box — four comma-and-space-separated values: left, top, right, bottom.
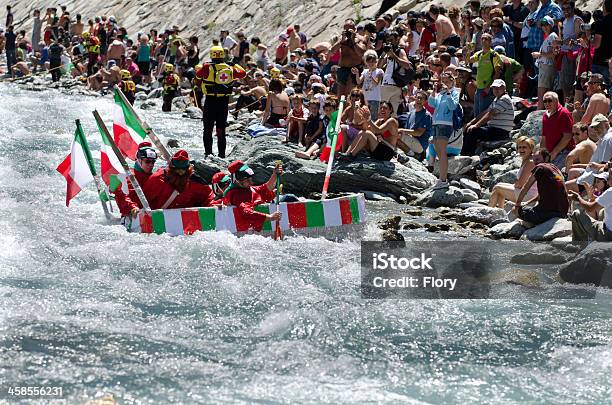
564, 123, 596, 176
115, 142, 158, 219
541, 91, 575, 170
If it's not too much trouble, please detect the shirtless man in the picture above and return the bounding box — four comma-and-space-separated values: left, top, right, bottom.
565, 123, 597, 173
330, 18, 366, 98
232, 77, 268, 115
429, 5, 460, 47
577, 74, 610, 125
106, 37, 126, 64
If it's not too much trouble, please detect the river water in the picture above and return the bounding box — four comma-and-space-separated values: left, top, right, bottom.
0, 83, 610, 404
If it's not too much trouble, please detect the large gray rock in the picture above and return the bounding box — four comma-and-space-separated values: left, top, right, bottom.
413, 186, 465, 208
459, 178, 482, 196
521, 218, 572, 241
519, 110, 544, 144
490, 169, 519, 187
193, 136, 436, 199
460, 189, 480, 202
489, 219, 528, 239
559, 243, 612, 288
434, 156, 478, 176
183, 106, 203, 119
458, 206, 507, 226
172, 96, 190, 110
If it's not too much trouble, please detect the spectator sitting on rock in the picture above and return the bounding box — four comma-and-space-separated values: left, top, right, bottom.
262, 78, 290, 127
340, 88, 370, 152
564, 122, 597, 177
339, 101, 398, 162
540, 91, 575, 170
569, 167, 612, 241
513, 148, 570, 225
295, 99, 333, 160
285, 95, 309, 145
574, 74, 610, 125
461, 79, 514, 156
488, 136, 537, 208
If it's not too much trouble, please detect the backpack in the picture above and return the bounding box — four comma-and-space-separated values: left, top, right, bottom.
452, 103, 464, 131
391, 58, 415, 87
488, 51, 506, 85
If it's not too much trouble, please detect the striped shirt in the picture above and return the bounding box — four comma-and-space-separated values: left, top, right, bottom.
488, 94, 514, 132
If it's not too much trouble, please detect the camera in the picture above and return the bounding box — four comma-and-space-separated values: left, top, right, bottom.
383, 43, 393, 52
581, 23, 591, 31
344, 30, 353, 41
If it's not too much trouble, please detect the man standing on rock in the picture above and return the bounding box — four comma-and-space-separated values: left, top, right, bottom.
429, 5, 460, 47
330, 19, 366, 98
196, 46, 246, 158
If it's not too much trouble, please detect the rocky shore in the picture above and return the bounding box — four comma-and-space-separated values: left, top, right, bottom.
8, 74, 610, 288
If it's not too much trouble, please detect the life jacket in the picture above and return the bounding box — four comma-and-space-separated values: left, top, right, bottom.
201, 63, 234, 96
121, 79, 136, 93
49, 43, 62, 59
86, 36, 100, 54
163, 73, 180, 92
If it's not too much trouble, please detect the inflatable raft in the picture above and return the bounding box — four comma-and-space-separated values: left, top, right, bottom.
126, 193, 366, 237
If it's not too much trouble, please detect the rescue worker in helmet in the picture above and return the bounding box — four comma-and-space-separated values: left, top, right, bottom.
159, 63, 180, 112
115, 142, 157, 219
210, 171, 231, 205
196, 46, 246, 158
120, 69, 136, 105
82, 31, 100, 76
183, 63, 203, 111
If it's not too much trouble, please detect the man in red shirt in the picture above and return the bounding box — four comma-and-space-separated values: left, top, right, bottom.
513, 148, 570, 224
142, 150, 213, 209
541, 91, 575, 169
223, 160, 282, 231
115, 142, 157, 218
210, 171, 230, 205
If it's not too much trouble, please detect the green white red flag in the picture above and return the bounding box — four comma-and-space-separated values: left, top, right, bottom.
113, 90, 147, 160
56, 123, 96, 206
97, 119, 124, 192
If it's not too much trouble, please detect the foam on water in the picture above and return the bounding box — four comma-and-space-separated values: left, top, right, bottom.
0, 83, 610, 404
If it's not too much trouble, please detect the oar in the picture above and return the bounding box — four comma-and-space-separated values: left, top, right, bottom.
273, 160, 283, 241
92, 109, 151, 212
321, 95, 346, 200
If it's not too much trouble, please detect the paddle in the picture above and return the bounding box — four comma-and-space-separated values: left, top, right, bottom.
274, 160, 283, 241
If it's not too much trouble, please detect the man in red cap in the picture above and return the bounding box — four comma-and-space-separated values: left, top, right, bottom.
223, 160, 282, 230
211, 171, 231, 205
142, 149, 214, 209
115, 142, 157, 218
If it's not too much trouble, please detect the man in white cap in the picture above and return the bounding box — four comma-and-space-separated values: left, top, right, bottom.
461, 79, 514, 156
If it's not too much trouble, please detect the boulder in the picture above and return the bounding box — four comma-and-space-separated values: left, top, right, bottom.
362, 191, 397, 202
460, 189, 480, 203
489, 164, 511, 176
378, 216, 401, 230
489, 219, 528, 239
382, 229, 405, 242
172, 96, 190, 110
521, 218, 572, 241
458, 206, 507, 226
413, 186, 465, 208
459, 178, 482, 196
434, 156, 478, 176
192, 136, 436, 199
183, 106, 203, 119
490, 169, 519, 187
519, 110, 544, 144
559, 243, 612, 288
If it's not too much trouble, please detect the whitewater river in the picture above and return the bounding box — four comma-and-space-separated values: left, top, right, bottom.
0, 83, 610, 404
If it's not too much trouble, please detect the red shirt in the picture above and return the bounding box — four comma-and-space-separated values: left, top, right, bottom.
142, 168, 213, 209
115, 168, 151, 217
223, 184, 276, 231
542, 105, 575, 153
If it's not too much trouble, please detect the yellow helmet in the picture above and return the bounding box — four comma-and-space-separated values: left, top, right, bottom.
82, 32, 90, 39
270, 67, 281, 79
164, 63, 174, 73
195, 64, 203, 71
210, 46, 225, 59
120, 69, 131, 80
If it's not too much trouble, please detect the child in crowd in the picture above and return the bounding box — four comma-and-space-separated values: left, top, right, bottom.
285, 95, 309, 145
295, 99, 337, 160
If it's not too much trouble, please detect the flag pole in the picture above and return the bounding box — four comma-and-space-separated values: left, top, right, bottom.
321, 95, 346, 200
114, 86, 172, 162
92, 110, 152, 212
74, 119, 112, 220
273, 160, 283, 241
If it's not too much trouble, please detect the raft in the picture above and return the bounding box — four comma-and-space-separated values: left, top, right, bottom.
126, 193, 367, 237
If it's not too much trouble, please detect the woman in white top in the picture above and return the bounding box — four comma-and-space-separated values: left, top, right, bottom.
489, 136, 539, 208
354, 50, 383, 121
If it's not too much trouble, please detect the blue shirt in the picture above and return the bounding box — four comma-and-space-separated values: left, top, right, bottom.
526, 0, 562, 50
408, 109, 432, 150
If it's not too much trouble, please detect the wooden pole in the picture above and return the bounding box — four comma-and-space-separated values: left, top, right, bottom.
92, 110, 152, 212
321, 95, 346, 200
114, 86, 172, 162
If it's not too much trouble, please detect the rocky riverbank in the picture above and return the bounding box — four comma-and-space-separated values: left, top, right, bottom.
8, 74, 610, 288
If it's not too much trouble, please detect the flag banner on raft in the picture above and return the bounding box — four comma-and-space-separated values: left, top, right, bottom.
56, 124, 95, 206
97, 119, 123, 191
113, 89, 147, 160
319, 110, 342, 163
136, 195, 366, 236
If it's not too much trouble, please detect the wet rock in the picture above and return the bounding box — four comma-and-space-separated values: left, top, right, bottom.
172, 96, 190, 110
511, 251, 572, 265
559, 243, 612, 288
167, 139, 180, 148
414, 186, 465, 208
147, 88, 163, 99
489, 219, 528, 239
382, 229, 405, 242
377, 216, 401, 230
458, 202, 486, 209
402, 222, 423, 230
424, 223, 452, 232
461, 189, 480, 203
139, 100, 157, 110
489, 218, 509, 227
521, 218, 572, 241
402, 207, 422, 216
458, 206, 507, 226
183, 106, 203, 119
363, 191, 397, 202
135, 84, 150, 93
135, 91, 148, 101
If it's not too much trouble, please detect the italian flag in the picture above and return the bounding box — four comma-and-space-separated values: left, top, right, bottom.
113, 89, 147, 160
319, 110, 343, 163
56, 123, 95, 206
97, 120, 124, 192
